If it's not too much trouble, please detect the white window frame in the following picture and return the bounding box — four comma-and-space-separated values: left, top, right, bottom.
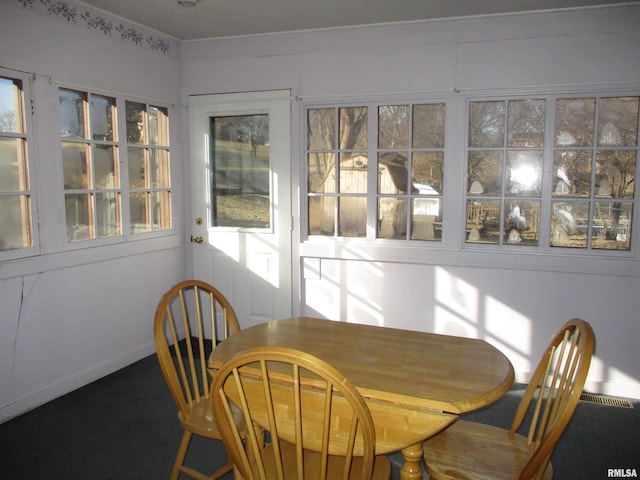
55, 84, 175, 251
300, 88, 640, 277
0, 67, 38, 262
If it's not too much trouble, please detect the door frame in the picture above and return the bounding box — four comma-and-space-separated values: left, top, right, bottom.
187, 89, 296, 325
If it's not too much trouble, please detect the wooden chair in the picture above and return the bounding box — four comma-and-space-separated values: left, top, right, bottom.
211, 346, 392, 480
423, 318, 595, 480
154, 279, 242, 480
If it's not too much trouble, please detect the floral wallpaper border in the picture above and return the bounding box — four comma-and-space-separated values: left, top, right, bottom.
17, 0, 174, 55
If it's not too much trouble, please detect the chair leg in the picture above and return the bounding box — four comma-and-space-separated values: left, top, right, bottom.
170, 430, 192, 480
209, 457, 233, 479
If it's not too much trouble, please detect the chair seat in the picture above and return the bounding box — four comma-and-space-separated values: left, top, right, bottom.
253, 441, 391, 480
179, 398, 246, 439
423, 420, 553, 480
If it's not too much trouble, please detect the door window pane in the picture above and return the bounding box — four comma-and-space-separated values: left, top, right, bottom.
210, 114, 270, 228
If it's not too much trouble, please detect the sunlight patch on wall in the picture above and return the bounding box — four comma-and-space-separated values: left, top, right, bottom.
484, 296, 532, 374
434, 267, 479, 334
434, 304, 478, 337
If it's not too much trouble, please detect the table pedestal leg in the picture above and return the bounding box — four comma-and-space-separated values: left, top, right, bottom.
400, 443, 424, 480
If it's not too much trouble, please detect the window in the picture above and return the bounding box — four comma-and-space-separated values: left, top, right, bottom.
60, 88, 121, 242
0, 73, 33, 255
58, 89, 172, 242
306, 93, 638, 256
465, 99, 545, 246
551, 96, 638, 250
307, 106, 368, 237
306, 102, 446, 241
126, 101, 171, 234
378, 104, 445, 241
465, 95, 639, 252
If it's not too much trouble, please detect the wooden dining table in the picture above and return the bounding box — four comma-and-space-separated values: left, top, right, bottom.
208, 317, 514, 480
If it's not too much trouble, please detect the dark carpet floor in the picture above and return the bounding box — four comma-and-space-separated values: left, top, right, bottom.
1, 354, 639, 479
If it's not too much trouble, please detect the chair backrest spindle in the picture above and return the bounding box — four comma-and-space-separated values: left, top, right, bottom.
508, 319, 594, 480
212, 346, 381, 480
154, 279, 240, 420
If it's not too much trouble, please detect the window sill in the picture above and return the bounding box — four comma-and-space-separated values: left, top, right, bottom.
299, 237, 640, 278
0, 234, 182, 281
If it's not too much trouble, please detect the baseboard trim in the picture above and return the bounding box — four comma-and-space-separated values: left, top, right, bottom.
0, 341, 156, 423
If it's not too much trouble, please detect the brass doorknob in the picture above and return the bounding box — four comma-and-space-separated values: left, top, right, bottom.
191, 235, 204, 244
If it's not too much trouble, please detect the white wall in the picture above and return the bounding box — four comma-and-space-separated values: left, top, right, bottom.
182, 5, 640, 398
0, 2, 186, 421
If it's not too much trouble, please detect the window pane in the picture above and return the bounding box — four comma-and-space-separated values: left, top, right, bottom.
130, 192, 150, 234
152, 191, 172, 229
555, 98, 595, 147
551, 201, 589, 248
412, 152, 443, 195
504, 200, 540, 245
466, 199, 501, 244
0, 138, 28, 191
308, 152, 335, 193
338, 196, 366, 237
62, 142, 90, 189
339, 107, 367, 150
411, 198, 441, 241
308, 108, 336, 150
340, 153, 368, 193
95, 192, 121, 238
508, 99, 545, 148
378, 152, 406, 194
552, 150, 592, 197
94, 145, 119, 189
128, 147, 147, 188
126, 101, 146, 144
0, 195, 31, 250
65, 193, 92, 242
378, 105, 409, 149
148, 106, 169, 146
592, 202, 632, 250
151, 149, 171, 188
598, 97, 639, 147
211, 114, 270, 228
596, 150, 635, 198
467, 151, 503, 195
90, 95, 116, 141
0, 77, 24, 133
506, 151, 543, 196
148, 106, 159, 145
413, 103, 445, 149
308, 196, 335, 235
469, 101, 505, 148
59, 89, 87, 139
378, 197, 407, 239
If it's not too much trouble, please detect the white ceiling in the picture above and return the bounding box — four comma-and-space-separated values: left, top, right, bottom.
78, 0, 636, 41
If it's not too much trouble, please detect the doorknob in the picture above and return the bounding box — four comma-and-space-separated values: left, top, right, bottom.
191, 235, 204, 244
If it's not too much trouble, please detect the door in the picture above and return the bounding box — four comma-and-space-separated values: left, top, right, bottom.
188, 91, 292, 328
